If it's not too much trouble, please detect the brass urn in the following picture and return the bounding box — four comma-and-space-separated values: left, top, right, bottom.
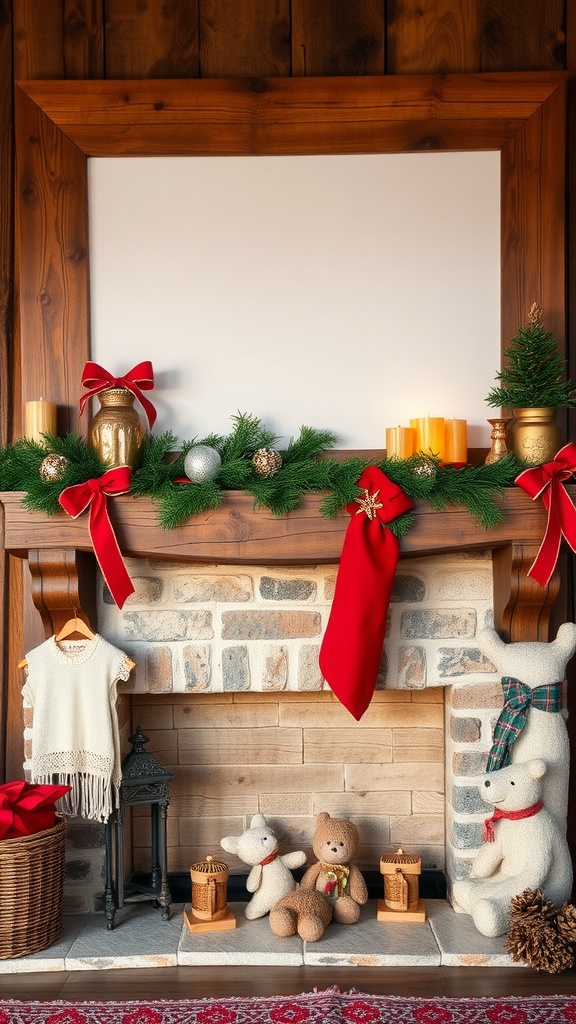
508, 407, 562, 465
88, 388, 147, 469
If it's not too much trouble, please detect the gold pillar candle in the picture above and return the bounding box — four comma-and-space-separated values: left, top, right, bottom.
444, 418, 468, 463
386, 426, 414, 459
24, 399, 57, 443
410, 417, 445, 460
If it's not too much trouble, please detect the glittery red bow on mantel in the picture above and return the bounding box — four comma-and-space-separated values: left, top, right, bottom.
79, 360, 157, 427
515, 442, 576, 586
59, 467, 135, 608
319, 466, 414, 721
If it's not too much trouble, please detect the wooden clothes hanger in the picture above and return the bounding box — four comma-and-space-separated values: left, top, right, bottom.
18, 612, 135, 671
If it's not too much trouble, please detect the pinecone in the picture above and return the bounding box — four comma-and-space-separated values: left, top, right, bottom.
252, 448, 283, 478
557, 901, 576, 944
505, 888, 574, 973
510, 887, 556, 919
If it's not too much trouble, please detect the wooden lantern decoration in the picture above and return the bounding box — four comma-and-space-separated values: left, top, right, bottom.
377, 848, 426, 923
184, 854, 236, 933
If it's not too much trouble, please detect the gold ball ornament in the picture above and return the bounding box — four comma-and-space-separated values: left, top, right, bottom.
39, 453, 69, 483
252, 448, 283, 478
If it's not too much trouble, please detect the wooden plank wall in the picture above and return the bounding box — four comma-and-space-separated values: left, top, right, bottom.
0, 0, 574, 813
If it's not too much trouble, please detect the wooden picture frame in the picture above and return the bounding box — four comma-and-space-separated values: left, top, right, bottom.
13, 72, 567, 439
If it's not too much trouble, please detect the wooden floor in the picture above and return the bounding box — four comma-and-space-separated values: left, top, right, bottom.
1, 965, 576, 1001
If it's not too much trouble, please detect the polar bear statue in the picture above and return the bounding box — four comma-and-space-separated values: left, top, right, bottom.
452, 758, 572, 937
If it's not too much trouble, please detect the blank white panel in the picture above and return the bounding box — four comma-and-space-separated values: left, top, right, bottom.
89, 152, 500, 449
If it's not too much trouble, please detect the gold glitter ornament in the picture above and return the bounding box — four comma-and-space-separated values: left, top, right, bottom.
39, 453, 69, 483
252, 448, 283, 478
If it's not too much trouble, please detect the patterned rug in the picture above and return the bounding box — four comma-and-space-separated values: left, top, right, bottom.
0, 989, 576, 1024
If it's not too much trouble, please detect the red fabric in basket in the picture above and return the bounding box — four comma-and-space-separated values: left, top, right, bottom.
0, 781, 71, 839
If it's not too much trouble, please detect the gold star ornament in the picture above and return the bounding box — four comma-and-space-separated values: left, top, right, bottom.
354, 487, 383, 520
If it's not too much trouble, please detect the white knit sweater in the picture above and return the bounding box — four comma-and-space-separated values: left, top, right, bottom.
22, 633, 131, 822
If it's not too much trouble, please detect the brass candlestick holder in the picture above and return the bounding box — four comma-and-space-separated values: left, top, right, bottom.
377, 849, 426, 922
484, 417, 512, 465
184, 854, 236, 933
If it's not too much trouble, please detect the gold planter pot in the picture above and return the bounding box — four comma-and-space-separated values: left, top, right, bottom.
509, 407, 563, 465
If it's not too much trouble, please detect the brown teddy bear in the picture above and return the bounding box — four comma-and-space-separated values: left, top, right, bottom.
300, 811, 368, 924
269, 888, 333, 942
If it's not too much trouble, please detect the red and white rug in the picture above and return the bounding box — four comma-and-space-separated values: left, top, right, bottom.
0, 989, 575, 1024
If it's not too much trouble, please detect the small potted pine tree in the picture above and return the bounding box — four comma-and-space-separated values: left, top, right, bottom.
485, 303, 576, 463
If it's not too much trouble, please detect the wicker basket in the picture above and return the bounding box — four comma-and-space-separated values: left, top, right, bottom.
0, 816, 67, 959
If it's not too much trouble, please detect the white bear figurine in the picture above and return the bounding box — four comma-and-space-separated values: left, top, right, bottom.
477, 623, 576, 830
220, 813, 306, 920
452, 758, 573, 937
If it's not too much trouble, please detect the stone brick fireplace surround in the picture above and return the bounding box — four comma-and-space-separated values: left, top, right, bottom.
0, 487, 564, 916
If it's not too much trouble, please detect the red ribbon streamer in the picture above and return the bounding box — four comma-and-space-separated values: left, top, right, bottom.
319, 466, 414, 721
59, 467, 135, 608
0, 781, 71, 839
79, 360, 157, 427
515, 442, 576, 586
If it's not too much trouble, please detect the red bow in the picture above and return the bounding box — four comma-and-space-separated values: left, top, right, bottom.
0, 781, 71, 840
79, 360, 157, 427
319, 466, 414, 720
515, 443, 576, 586
59, 467, 135, 608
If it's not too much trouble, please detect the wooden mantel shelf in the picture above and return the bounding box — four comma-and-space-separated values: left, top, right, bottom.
0, 488, 550, 563
0, 487, 563, 644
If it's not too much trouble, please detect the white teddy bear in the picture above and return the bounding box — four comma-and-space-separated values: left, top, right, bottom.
220, 813, 307, 920
477, 623, 576, 831
452, 758, 573, 937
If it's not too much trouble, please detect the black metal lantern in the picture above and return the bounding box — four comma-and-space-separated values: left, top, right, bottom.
104, 725, 173, 929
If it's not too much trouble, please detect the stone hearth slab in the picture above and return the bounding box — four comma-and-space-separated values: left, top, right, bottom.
303, 900, 441, 967
64, 902, 185, 971
0, 916, 86, 974
0, 900, 523, 972
427, 899, 525, 967
177, 902, 303, 965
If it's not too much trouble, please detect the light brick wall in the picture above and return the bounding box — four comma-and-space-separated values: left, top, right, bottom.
24, 551, 504, 911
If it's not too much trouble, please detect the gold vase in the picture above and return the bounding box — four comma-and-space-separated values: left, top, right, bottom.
485, 418, 512, 465
88, 388, 147, 469
508, 407, 562, 465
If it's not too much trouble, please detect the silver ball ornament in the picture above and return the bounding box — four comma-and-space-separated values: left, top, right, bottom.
39, 453, 69, 483
184, 444, 222, 483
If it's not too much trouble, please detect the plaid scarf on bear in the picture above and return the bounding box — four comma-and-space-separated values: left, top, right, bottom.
486, 676, 562, 772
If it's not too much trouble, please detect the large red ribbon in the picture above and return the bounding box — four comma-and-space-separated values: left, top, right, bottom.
515, 442, 576, 586
79, 360, 157, 427
319, 466, 414, 721
0, 781, 71, 839
59, 467, 135, 608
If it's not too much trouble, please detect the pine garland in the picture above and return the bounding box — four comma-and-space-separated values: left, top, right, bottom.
0, 413, 524, 533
